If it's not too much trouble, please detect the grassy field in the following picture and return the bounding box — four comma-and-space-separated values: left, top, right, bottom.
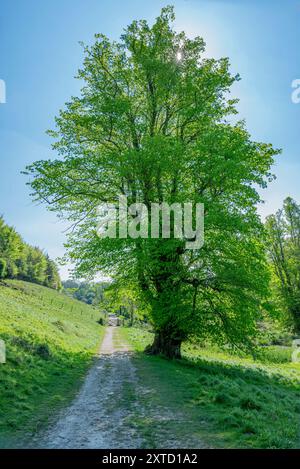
1, 281, 299, 450
121, 327, 300, 449
0, 279, 104, 447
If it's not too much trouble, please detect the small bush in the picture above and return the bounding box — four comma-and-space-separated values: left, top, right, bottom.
35, 343, 51, 360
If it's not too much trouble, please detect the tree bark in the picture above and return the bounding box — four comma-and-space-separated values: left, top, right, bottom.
145, 330, 182, 359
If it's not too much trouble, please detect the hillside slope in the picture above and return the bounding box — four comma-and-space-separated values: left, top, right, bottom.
0, 279, 104, 447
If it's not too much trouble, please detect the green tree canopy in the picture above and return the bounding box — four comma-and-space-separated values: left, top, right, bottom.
26, 7, 279, 357
265, 197, 300, 332
0, 216, 61, 290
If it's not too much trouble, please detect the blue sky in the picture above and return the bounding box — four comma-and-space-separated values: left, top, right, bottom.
0, 0, 300, 278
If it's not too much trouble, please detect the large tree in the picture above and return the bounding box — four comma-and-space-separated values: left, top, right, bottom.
0, 216, 23, 278
265, 197, 300, 332
26, 7, 279, 357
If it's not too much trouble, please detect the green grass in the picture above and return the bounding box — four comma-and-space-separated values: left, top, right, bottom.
122, 327, 300, 449
0, 279, 104, 447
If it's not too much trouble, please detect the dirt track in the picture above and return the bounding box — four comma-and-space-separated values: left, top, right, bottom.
31, 327, 141, 448
29, 327, 207, 449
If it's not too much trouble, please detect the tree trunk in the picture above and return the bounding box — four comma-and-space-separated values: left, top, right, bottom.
145, 330, 182, 359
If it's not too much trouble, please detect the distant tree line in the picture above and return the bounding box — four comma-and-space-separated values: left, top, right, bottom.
0, 216, 61, 290
62, 280, 108, 305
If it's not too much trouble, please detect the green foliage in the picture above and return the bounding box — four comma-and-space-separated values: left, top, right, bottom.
0, 279, 104, 445
74, 282, 102, 304
44, 255, 61, 290
0, 258, 7, 278
265, 197, 300, 332
62, 280, 108, 305
0, 216, 23, 278
0, 216, 61, 289
256, 319, 294, 347
26, 7, 279, 355
102, 282, 147, 326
